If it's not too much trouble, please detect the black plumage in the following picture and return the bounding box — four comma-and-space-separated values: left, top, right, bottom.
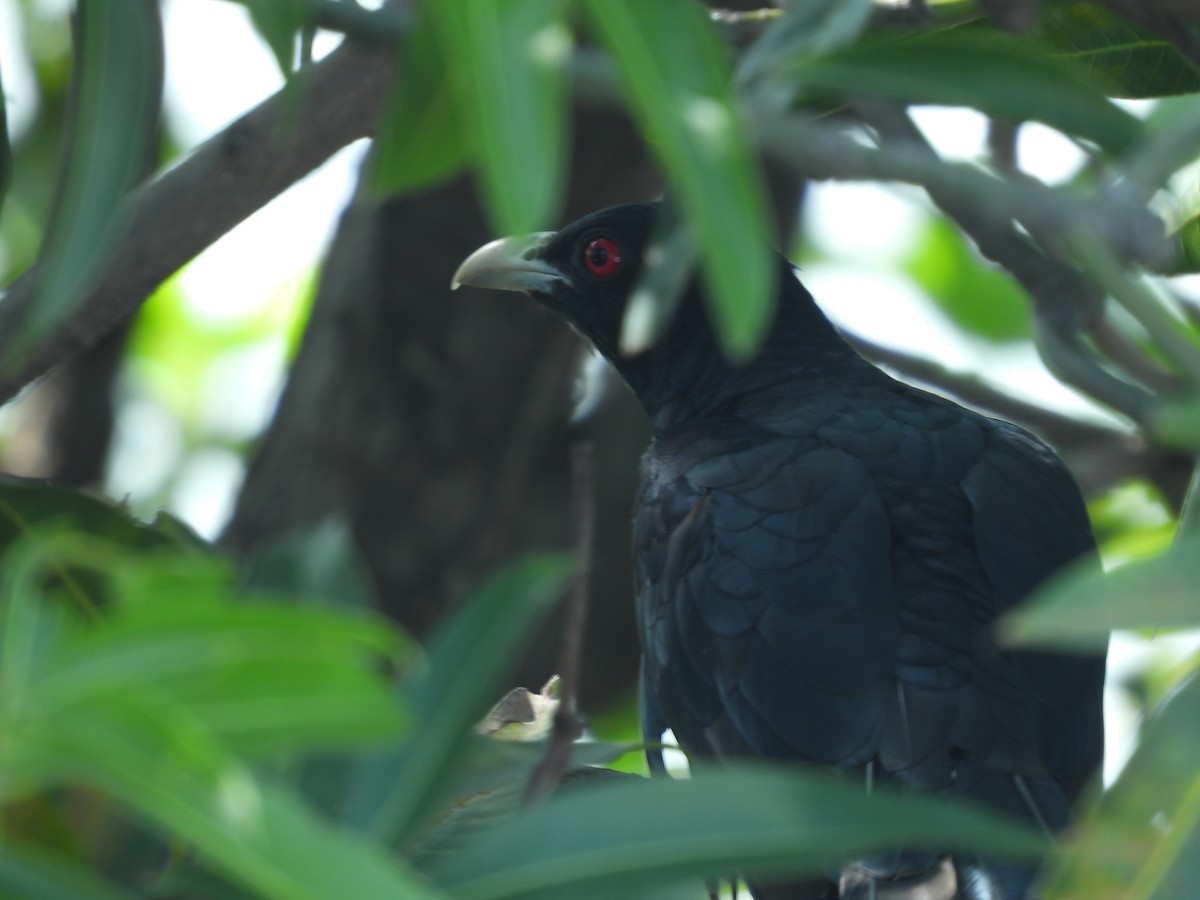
453, 202, 1105, 899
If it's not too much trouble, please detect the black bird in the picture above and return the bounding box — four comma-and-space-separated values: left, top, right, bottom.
452, 203, 1105, 899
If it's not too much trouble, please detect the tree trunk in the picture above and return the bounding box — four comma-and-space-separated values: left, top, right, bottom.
223, 106, 661, 710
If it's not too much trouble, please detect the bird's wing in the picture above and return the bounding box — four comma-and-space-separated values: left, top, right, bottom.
634, 425, 900, 767
961, 419, 1106, 799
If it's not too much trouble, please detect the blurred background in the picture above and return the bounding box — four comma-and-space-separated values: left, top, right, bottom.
1, 0, 1196, 788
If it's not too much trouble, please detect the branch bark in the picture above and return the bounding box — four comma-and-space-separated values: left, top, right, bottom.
0, 38, 395, 405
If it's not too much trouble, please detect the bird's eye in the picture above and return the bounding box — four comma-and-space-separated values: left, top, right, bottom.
581, 236, 622, 279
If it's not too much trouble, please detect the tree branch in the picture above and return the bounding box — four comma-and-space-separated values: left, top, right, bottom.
524, 440, 595, 804
0, 5, 1182, 424
847, 101, 1161, 424
0, 38, 396, 405
845, 331, 1193, 506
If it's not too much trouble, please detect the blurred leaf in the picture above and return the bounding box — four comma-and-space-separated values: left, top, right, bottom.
348, 553, 572, 844
0, 530, 433, 900
430, 0, 570, 233
46, 714, 443, 900
585, 0, 778, 359
403, 730, 633, 872
1088, 478, 1175, 564
0, 476, 201, 557
371, 4, 469, 196
0, 533, 409, 762
408, 744, 638, 878
16, 0, 162, 372
738, 0, 873, 90
1042, 672, 1200, 898
1149, 390, 1200, 450
905, 217, 1031, 342
433, 765, 1045, 900
0, 58, 10, 223
0, 844, 135, 900
619, 196, 695, 355
1033, 1, 1200, 98
0, 477, 205, 618
1169, 210, 1200, 275
1001, 539, 1200, 650
405, 737, 634, 873
238, 0, 308, 76
240, 517, 377, 611
792, 29, 1142, 155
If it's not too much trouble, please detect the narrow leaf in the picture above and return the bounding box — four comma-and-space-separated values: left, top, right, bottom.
35, 706, 446, 900
738, 0, 874, 88
17, 0, 163, 372
432, 0, 571, 233
371, 4, 469, 196
240, 517, 378, 611
791, 29, 1142, 155
584, 0, 778, 359
405, 736, 636, 872
0, 476, 201, 558
0, 844, 136, 900
434, 765, 1045, 900
239, 0, 308, 76
348, 553, 571, 843
1041, 673, 1200, 898
0, 57, 10, 223
1001, 539, 1200, 650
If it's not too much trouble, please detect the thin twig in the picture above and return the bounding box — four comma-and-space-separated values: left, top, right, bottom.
849, 101, 1160, 422
1091, 317, 1184, 393
1071, 232, 1200, 384
524, 440, 595, 804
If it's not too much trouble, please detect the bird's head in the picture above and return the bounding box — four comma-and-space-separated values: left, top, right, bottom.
452, 201, 853, 424
451, 202, 658, 366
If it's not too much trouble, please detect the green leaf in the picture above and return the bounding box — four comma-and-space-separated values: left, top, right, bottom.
370, 4, 469, 196
1000, 538, 1200, 650
404, 738, 635, 873
239, 0, 309, 76
0, 844, 136, 900
1041, 672, 1200, 898
1033, 1, 1200, 98
906, 217, 1031, 342
0, 477, 205, 620
584, 0, 778, 359
1171, 212, 1200, 275
0, 476, 202, 557
433, 765, 1045, 900
348, 553, 571, 844
16, 0, 162, 373
1149, 390, 1200, 450
0, 530, 432, 900
0, 533, 409, 762
240, 517, 378, 611
792, 28, 1142, 155
738, 0, 874, 88
431, 0, 571, 234
35, 705, 445, 900
0, 57, 10, 223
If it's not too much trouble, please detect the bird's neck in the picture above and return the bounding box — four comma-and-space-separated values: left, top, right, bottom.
614, 270, 879, 432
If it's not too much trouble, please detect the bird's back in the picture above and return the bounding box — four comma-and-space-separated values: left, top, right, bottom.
634, 374, 1104, 898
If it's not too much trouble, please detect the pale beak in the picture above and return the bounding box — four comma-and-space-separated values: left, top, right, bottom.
451, 232, 566, 294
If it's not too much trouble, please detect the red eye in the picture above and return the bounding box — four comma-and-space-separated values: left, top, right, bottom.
582, 236, 622, 279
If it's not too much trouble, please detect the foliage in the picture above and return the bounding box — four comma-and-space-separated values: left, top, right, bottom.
3, 0, 1200, 898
